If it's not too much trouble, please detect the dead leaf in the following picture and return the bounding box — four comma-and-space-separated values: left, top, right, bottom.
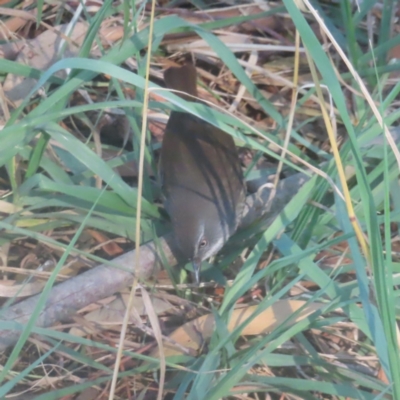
86, 229, 123, 256
377, 366, 389, 383
150, 300, 324, 357
2, 22, 88, 109
0, 2, 38, 40
0, 279, 45, 297
69, 293, 173, 337
1, 20, 129, 112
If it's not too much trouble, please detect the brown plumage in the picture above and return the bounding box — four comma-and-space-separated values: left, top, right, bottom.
160, 64, 245, 283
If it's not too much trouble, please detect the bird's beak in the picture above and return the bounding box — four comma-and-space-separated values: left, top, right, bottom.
192, 258, 202, 285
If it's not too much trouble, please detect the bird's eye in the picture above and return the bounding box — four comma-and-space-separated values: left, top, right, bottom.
199, 239, 208, 248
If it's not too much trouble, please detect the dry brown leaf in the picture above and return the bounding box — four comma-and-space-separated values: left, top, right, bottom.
0, 279, 45, 297
2, 22, 88, 110
86, 229, 123, 256
151, 300, 323, 357
0, 2, 38, 40
377, 366, 389, 384
69, 293, 173, 337
1, 21, 123, 111
99, 24, 124, 43
0, 15, 29, 40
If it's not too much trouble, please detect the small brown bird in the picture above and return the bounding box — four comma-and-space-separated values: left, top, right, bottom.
160, 64, 245, 283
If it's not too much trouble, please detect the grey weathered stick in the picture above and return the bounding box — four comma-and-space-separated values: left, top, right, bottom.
0, 172, 309, 350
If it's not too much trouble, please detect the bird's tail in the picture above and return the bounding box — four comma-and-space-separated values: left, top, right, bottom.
163, 64, 198, 101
